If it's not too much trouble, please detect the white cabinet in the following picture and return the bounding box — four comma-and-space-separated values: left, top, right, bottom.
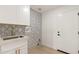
0, 5, 30, 25
0, 36, 28, 54
1, 49, 16, 54
0, 6, 17, 24
1, 45, 27, 54
1, 46, 27, 54
17, 45, 27, 54
20, 45, 27, 54
16, 6, 30, 25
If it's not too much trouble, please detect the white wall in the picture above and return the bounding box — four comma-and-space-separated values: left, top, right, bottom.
42, 6, 79, 53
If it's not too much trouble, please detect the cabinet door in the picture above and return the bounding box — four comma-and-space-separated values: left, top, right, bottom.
0, 6, 17, 24
1, 49, 16, 54
53, 9, 79, 54
0, 5, 30, 25
16, 5, 30, 25
20, 45, 27, 54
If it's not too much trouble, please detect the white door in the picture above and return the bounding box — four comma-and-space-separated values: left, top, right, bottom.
53, 13, 65, 51
54, 9, 79, 54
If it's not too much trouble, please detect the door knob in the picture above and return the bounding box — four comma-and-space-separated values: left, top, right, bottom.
57, 31, 60, 36
57, 34, 60, 36
57, 31, 60, 33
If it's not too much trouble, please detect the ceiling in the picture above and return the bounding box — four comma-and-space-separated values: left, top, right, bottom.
31, 5, 62, 13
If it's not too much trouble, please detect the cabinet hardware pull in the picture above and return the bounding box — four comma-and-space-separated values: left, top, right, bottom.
16, 48, 20, 54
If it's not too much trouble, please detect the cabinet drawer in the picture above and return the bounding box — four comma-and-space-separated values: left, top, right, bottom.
1, 45, 27, 54
1, 49, 15, 54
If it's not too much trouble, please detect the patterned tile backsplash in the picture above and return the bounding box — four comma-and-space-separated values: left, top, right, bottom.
0, 24, 26, 38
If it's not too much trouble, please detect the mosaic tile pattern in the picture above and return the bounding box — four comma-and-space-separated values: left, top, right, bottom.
28, 9, 41, 48
0, 24, 26, 38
